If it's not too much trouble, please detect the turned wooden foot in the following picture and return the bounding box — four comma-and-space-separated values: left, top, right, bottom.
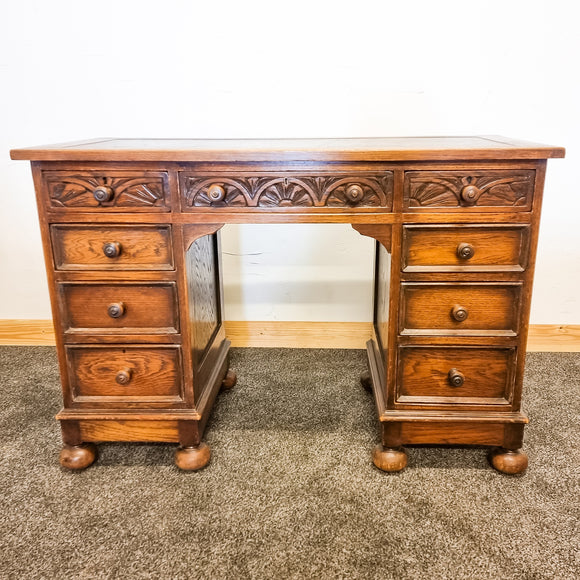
221, 369, 237, 390
59, 444, 97, 470
175, 442, 211, 471
489, 447, 528, 474
360, 370, 372, 392
372, 444, 408, 472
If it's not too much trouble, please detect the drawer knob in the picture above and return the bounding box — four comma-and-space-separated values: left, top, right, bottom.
93, 185, 114, 203
207, 184, 226, 203
448, 368, 465, 387
451, 304, 469, 322
115, 368, 133, 385
345, 184, 364, 203
107, 302, 126, 318
457, 242, 475, 260
103, 242, 122, 258
460, 184, 481, 204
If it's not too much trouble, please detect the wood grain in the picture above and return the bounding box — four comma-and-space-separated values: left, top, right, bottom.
400, 283, 522, 335
398, 422, 506, 445
58, 282, 179, 334
51, 225, 174, 270
79, 420, 180, 442
402, 224, 529, 272
397, 346, 515, 406
66, 346, 183, 404
10, 136, 565, 162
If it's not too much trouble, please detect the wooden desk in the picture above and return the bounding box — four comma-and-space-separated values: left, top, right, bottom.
11, 137, 565, 474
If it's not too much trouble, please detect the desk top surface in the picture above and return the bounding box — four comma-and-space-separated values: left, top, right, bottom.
10, 136, 565, 162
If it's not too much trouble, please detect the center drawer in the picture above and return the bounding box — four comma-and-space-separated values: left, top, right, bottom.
400, 282, 522, 336
58, 282, 179, 335
179, 171, 393, 209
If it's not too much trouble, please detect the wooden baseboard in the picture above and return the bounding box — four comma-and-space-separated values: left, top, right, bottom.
0, 320, 579, 351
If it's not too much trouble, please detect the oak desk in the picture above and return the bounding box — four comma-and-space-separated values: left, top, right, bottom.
10, 137, 565, 474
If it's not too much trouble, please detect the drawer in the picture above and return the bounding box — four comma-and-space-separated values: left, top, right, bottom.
66, 346, 183, 405
402, 225, 530, 272
397, 346, 515, 407
400, 283, 522, 336
403, 170, 534, 211
180, 171, 393, 209
43, 170, 170, 211
51, 225, 174, 271
58, 282, 179, 335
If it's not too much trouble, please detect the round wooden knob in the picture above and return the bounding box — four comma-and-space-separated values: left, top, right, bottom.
457, 242, 475, 260
451, 304, 469, 322
448, 368, 465, 387
103, 242, 122, 258
107, 302, 126, 318
460, 184, 480, 204
345, 184, 364, 203
207, 184, 226, 203
115, 368, 133, 385
93, 185, 114, 203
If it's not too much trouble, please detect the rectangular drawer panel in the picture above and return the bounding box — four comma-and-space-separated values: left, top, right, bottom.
397, 346, 515, 406
180, 171, 393, 210
51, 225, 174, 270
403, 170, 534, 211
402, 225, 530, 272
43, 171, 170, 211
67, 346, 183, 404
59, 282, 179, 335
400, 283, 521, 336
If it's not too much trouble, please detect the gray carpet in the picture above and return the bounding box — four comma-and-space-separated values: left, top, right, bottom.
0, 347, 578, 580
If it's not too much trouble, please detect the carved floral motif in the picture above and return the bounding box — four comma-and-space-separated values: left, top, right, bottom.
181, 174, 393, 209
46, 173, 168, 209
404, 171, 534, 209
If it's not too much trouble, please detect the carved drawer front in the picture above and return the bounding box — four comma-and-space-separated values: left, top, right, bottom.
400, 283, 522, 336
43, 171, 170, 211
51, 225, 174, 270
402, 225, 530, 272
58, 282, 179, 335
403, 170, 535, 211
66, 346, 183, 405
397, 346, 515, 407
180, 172, 393, 210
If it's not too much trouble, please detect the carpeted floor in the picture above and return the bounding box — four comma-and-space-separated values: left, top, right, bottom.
0, 347, 578, 579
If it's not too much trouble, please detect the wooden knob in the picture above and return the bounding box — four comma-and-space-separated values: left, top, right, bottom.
457, 242, 475, 260
107, 302, 126, 318
103, 242, 121, 258
451, 304, 469, 322
448, 368, 465, 387
207, 184, 226, 203
93, 185, 114, 203
460, 184, 480, 204
115, 368, 133, 385
345, 184, 364, 203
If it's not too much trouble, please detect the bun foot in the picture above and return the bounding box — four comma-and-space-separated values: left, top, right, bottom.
59, 444, 97, 470
175, 443, 211, 471
221, 370, 237, 390
489, 448, 528, 475
372, 445, 408, 472
360, 370, 372, 392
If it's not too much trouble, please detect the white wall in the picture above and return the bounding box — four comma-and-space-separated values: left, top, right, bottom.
1, 0, 578, 324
